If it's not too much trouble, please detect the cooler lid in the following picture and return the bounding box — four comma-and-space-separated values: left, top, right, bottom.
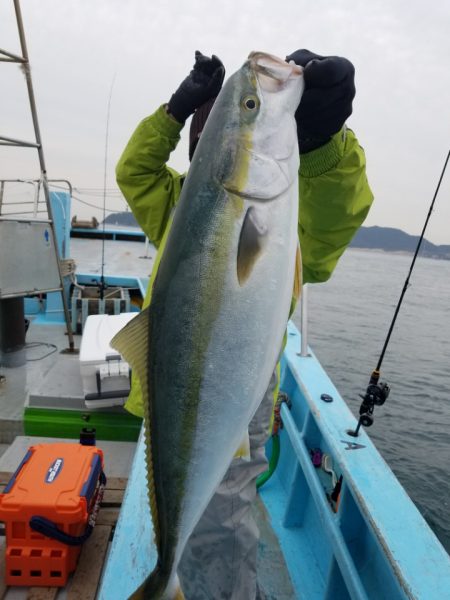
79, 313, 136, 365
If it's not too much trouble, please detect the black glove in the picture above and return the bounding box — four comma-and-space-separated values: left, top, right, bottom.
286, 49, 355, 153
167, 51, 225, 123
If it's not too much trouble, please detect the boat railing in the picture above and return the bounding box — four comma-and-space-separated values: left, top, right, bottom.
0, 179, 72, 219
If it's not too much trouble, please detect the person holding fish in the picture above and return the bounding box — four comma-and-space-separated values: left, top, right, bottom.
115, 49, 373, 600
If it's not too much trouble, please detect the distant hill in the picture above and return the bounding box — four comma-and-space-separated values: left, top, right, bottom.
104, 211, 139, 227
104, 213, 450, 261
350, 226, 450, 260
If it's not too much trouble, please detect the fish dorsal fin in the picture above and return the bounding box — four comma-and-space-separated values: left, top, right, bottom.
110, 307, 161, 549
237, 206, 268, 285
293, 241, 302, 303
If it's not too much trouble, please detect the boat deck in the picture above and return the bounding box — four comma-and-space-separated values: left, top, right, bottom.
0, 436, 136, 600
70, 233, 154, 282
0, 436, 295, 600
0, 325, 70, 443
0, 231, 154, 443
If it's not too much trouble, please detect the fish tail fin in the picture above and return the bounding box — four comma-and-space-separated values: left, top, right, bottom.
128, 568, 184, 599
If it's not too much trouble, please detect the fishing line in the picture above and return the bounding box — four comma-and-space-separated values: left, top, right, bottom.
351, 149, 450, 436
99, 73, 116, 300
70, 195, 122, 212
375, 149, 450, 373
97, 0, 140, 300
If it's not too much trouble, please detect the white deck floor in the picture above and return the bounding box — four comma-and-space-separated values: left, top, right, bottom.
70, 235, 156, 280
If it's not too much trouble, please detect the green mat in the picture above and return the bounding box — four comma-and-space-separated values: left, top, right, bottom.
24, 407, 142, 442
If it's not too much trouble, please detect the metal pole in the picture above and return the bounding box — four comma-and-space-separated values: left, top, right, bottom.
0, 179, 73, 196
0, 210, 48, 217
13, 0, 75, 350
0, 181, 4, 216
32, 181, 39, 218
0, 48, 26, 63
0, 135, 39, 147
300, 284, 309, 357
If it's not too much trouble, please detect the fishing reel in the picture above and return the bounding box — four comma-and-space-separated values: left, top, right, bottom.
349, 375, 390, 436
359, 381, 390, 419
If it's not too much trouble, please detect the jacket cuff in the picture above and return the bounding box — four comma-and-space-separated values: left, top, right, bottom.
299, 127, 347, 178
151, 104, 185, 139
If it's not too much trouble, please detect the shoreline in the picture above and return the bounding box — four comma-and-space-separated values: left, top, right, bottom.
349, 246, 450, 261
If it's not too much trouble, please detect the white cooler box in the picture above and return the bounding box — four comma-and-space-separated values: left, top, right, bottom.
79, 312, 137, 408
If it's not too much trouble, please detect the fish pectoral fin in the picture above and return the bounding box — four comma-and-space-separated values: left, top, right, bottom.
234, 430, 251, 461
110, 307, 151, 391
237, 207, 268, 285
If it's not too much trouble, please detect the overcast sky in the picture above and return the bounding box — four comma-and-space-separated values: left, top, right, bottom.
1, 0, 450, 244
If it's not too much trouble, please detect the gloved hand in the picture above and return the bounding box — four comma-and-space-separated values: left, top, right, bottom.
167, 51, 225, 123
286, 49, 355, 153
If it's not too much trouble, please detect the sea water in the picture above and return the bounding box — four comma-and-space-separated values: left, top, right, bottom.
292, 248, 450, 555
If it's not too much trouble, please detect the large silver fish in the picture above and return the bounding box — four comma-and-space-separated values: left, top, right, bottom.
111, 51, 304, 599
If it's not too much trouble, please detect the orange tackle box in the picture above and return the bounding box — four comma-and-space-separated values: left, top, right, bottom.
0, 442, 105, 587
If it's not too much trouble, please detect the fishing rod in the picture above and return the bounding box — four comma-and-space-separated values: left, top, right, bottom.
349, 149, 450, 437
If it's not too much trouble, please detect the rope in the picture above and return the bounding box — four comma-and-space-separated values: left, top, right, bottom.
60, 258, 76, 277
321, 454, 337, 489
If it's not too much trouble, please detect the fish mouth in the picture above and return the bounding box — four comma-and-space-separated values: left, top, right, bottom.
248, 51, 303, 90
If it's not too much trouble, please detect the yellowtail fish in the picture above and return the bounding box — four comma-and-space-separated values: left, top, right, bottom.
111, 51, 304, 599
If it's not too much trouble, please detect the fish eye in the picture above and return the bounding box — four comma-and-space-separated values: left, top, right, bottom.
242, 95, 259, 111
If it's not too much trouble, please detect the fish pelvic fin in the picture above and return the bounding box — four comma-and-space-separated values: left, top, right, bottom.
234, 429, 251, 461
128, 569, 185, 600
110, 307, 161, 550
293, 241, 302, 303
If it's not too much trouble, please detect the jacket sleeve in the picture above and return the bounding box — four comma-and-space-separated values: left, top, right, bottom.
298, 127, 374, 284
115, 105, 185, 247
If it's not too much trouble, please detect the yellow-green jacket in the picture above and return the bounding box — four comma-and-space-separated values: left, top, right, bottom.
116, 105, 374, 417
